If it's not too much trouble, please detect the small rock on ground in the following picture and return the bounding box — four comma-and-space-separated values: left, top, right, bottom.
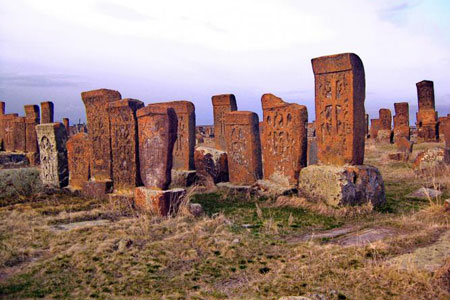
407, 187, 442, 199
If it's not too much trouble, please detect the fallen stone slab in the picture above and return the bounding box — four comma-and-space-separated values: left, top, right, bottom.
50, 219, 111, 231
295, 225, 359, 242
334, 227, 396, 246
406, 187, 442, 200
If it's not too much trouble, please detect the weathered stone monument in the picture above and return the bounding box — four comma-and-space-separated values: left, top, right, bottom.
36, 123, 68, 188
299, 53, 385, 207
365, 114, 369, 138
2, 114, 18, 152
212, 94, 237, 151
415, 80, 438, 142
24, 105, 40, 164
107, 99, 144, 192
13, 117, 26, 152
0, 102, 4, 115
260, 93, 308, 187
194, 146, 229, 188
377, 108, 392, 143
81, 89, 121, 199
0, 101, 4, 149
370, 119, 381, 139
223, 111, 262, 186
62, 118, 69, 132
393, 102, 410, 141
135, 105, 185, 215
66, 132, 90, 190
40, 101, 54, 124
442, 117, 450, 164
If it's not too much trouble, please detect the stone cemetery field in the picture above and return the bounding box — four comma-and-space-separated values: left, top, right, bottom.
0, 141, 449, 300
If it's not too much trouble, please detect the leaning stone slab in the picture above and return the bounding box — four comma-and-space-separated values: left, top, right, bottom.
36, 123, 68, 188
134, 187, 185, 216
298, 165, 386, 207
194, 146, 229, 187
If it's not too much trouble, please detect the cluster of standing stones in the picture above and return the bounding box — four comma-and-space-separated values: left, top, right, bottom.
1, 52, 450, 214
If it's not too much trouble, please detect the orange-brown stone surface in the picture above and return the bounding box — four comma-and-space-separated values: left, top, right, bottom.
415, 80, 438, 142
443, 117, 450, 148
379, 109, 392, 130
137, 105, 178, 190
148, 101, 195, 170
261, 93, 308, 186
134, 187, 185, 216
24, 105, 40, 153
81, 89, 122, 180
194, 146, 229, 187
13, 117, 26, 152
212, 94, 237, 151
40, 101, 54, 124
312, 53, 365, 165
2, 114, 18, 152
0, 102, 4, 115
370, 119, 381, 139
393, 102, 410, 141
67, 132, 90, 190
107, 99, 144, 191
224, 111, 262, 185
82, 180, 113, 200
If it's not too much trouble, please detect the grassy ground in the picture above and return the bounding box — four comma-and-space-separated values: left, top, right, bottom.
0, 142, 449, 299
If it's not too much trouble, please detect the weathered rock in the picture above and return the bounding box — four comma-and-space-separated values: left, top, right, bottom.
170, 169, 196, 188
107, 99, 144, 191
81, 89, 122, 181
407, 187, 442, 200
194, 146, 228, 187
224, 111, 262, 185
137, 105, 177, 190
40, 101, 54, 123
66, 132, 90, 190
149, 101, 195, 170
13, 117, 26, 152
415, 80, 438, 142
298, 165, 386, 207
413, 147, 445, 170
212, 94, 237, 151
376, 129, 393, 144
260, 93, 308, 187
134, 187, 185, 216
370, 119, 381, 139
1, 114, 18, 151
307, 137, 318, 166
312, 53, 365, 165
0, 102, 4, 115
189, 203, 204, 217
81, 180, 113, 200
393, 102, 410, 142
36, 123, 68, 188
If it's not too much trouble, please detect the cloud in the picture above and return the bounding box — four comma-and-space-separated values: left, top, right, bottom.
0, 73, 83, 88
95, 1, 151, 21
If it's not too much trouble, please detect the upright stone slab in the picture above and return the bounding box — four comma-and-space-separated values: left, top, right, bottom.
2, 114, 18, 152
107, 99, 144, 191
311, 53, 365, 165
393, 102, 410, 142
40, 101, 54, 124
365, 114, 369, 138
137, 105, 178, 190
212, 94, 237, 151
0, 102, 4, 115
370, 119, 381, 139
24, 105, 40, 154
149, 101, 195, 170
377, 108, 392, 143
0, 102, 4, 149
442, 117, 450, 164
13, 117, 26, 152
260, 93, 308, 186
63, 118, 69, 131
81, 89, 122, 180
415, 80, 438, 142
36, 123, 68, 188
224, 111, 262, 185
66, 132, 90, 190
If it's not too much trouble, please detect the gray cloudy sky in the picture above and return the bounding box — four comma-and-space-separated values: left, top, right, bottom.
0, 0, 449, 125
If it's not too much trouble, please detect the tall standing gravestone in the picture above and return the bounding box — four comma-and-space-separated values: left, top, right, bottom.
36, 123, 68, 188
24, 105, 40, 154
40, 101, 54, 124
2, 114, 18, 152
415, 80, 438, 142
224, 111, 262, 185
377, 108, 392, 143
0, 101, 4, 149
299, 53, 385, 207
81, 89, 121, 181
66, 132, 90, 190
212, 94, 237, 151
107, 99, 144, 191
393, 102, 410, 141
13, 117, 26, 152
311, 53, 365, 165
260, 93, 308, 186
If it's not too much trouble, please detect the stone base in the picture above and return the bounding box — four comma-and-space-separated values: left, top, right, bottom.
194, 146, 228, 187
298, 165, 386, 207
81, 180, 113, 200
134, 187, 186, 216
307, 138, 318, 166
376, 129, 392, 144
0, 152, 29, 169
388, 152, 409, 162
170, 169, 196, 188
25, 152, 40, 166
254, 179, 297, 197
108, 192, 134, 210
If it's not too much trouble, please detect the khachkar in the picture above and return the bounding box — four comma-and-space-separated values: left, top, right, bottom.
442, 117, 450, 164
24, 105, 40, 164
107, 99, 144, 203
67, 132, 90, 191
148, 101, 196, 187
299, 53, 385, 207
40, 101, 54, 124
212, 94, 237, 151
13, 117, 26, 152
370, 119, 380, 139
36, 123, 68, 188
415, 80, 438, 142
134, 105, 185, 216
62, 118, 69, 132
260, 93, 308, 187
0, 101, 4, 149
223, 111, 262, 186
81, 89, 122, 199
1, 113, 18, 152
377, 108, 392, 143
393, 102, 410, 141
